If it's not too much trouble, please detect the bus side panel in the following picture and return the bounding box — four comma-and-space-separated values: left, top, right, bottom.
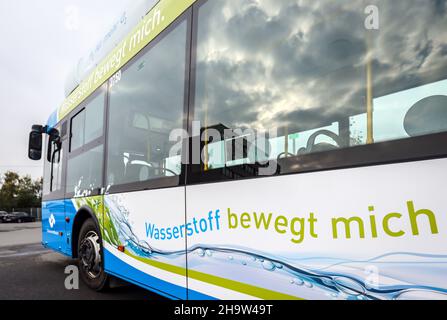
42, 200, 69, 255
68, 196, 105, 257
185, 158, 447, 300
101, 188, 188, 300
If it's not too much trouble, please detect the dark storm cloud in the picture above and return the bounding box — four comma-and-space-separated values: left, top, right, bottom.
195, 58, 274, 128
432, 0, 446, 15
270, 2, 367, 82
224, 3, 289, 54
441, 44, 447, 56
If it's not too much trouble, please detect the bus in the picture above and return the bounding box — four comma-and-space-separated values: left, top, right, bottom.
28, 0, 447, 300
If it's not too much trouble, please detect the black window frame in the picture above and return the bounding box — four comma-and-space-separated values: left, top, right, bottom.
69, 108, 85, 153
103, 7, 193, 195
185, 0, 447, 186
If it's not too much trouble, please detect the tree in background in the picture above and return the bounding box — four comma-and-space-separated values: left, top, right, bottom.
0, 171, 42, 211
0, 171, 20, 210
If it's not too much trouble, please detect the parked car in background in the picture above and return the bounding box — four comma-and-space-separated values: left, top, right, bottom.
0, 211, 8, 223
2, 212, 36, 223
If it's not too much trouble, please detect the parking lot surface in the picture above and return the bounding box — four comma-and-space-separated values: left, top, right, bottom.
0, 223, 165, 300
0, 222, 41, 247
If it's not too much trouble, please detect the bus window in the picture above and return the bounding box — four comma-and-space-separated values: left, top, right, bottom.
106, 19, 187, 189
85, 95, 105, 144
50, 142, 63, 192
66, 90, 106, 196
350, 0, 447, 144
193, 0, 447, 175
69, 93, 105, 152
66, 145, 104, 196
193, 0, 368, 170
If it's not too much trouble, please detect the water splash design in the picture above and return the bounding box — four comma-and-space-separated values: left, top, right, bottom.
104, 195, 447, 300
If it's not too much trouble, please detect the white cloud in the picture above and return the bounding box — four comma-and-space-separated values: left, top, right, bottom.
0, 0, 133, 179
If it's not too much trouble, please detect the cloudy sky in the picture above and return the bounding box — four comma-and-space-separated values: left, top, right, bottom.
0, 0, 133, 179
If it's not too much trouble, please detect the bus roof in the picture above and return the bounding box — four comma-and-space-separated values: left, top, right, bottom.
48, 0, 197, 128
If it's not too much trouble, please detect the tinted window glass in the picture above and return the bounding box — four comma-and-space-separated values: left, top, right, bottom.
194, 0, 447, 171
66, 89, 105, 196
106, 20, 187, 187
85, 96, 105, 143
51, 145, 63, 192
70, 93, 104, 151
66, 145, 103, 196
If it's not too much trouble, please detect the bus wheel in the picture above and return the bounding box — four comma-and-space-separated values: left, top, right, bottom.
78, 218, 109, 291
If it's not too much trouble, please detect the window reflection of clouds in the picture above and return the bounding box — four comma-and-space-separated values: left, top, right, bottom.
195, 0, 447, 151
372, 1, 447, 97
110, 22, 187, 127
195, 0, 370, 132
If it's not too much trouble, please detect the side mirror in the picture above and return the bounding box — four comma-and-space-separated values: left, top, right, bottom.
28, 124, 61, 161
28, 130, 43, 161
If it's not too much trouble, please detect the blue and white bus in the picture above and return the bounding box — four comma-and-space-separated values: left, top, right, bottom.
28, 0, 447, 300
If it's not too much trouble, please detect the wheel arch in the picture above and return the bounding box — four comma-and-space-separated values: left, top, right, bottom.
71, 206, 102, 258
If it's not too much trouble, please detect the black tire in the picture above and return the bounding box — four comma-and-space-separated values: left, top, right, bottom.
17, 219, 22, 223
78, 218, 109, 291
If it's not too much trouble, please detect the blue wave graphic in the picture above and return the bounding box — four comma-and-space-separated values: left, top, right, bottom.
104, 196, 447, 300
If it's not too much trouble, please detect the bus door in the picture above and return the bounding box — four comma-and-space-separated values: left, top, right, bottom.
42, 127, 69, 255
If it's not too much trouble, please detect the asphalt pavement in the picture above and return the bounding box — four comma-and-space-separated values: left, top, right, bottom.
0, 222, 165, 300
0, 222, 41, 247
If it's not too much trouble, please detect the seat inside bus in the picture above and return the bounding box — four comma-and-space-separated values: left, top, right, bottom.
404, 95, 447, 137
107, 107, 178, 186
